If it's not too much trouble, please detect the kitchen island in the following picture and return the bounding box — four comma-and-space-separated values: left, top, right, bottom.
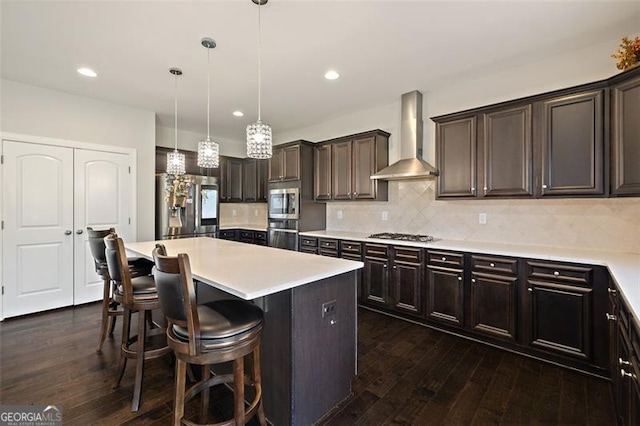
126, 237, 363, 426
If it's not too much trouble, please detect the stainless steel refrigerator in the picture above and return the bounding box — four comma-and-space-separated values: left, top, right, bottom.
156, 173, 219, 239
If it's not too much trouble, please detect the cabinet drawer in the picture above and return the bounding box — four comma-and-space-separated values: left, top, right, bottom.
239, 230, 254, 240
394, 246, 422, 264
341, 240, 362, 255
300, 237, 318, 248
471, 255, 518, 276
318, 239, 338, 251
218, 230, 237, 240
300, 247, 318, 255
427, 250, 464, 268
320, 249, 339, 258
342, 253, 362, 262
365, 243, 389, 259
527, 261, 593, 286
254, 231, 267, 242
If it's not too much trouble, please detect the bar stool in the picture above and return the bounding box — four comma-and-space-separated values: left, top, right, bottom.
104, 234, 171, 412
87, 227, 154, 351
152, 244, 267, 426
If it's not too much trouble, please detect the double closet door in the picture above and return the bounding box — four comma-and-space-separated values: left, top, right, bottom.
2, 140, 133, 318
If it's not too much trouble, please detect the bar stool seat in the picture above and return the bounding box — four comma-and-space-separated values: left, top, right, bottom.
153, 245, 267, 426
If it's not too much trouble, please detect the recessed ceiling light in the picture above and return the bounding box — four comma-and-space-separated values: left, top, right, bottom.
324, 70, 340, 80
77, 67, 97, 77
233, 111, 244, 117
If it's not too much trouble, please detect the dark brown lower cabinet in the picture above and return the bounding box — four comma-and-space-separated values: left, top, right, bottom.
470, 272, 517, 341
426, 266, 464, 327
362, 256, 388, 307
389, 247, 423, 317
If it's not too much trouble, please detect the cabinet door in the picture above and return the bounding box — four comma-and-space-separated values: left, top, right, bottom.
362, 257, 388, 307
269, 147, 284, 182
436, 116, 477, 197
426, 266, 465, 327
470, 272, 517, 341
540, 90, 604, 196
618, 322, 632, 425
526, 280, 592, 360
332, 141, 353, 200
282, 145, 301, 181
611, 74, 640, 195
256, 159, 268, 202
314, 144, 332, 200
352, 136, 377, 199
482, 105, 533, 197
390, 262, 424, 317
243, 158, 257, 202
226, 158, 244, 202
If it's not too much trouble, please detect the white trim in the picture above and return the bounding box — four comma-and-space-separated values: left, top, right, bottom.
0, 132, 140, 321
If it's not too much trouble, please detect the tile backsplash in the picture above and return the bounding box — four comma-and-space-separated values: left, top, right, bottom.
220, 203, 268, 227
327, 181, 640, 253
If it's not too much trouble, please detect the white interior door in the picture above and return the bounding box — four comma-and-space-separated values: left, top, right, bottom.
2, 141, 74, 318
73, 149, 132, 305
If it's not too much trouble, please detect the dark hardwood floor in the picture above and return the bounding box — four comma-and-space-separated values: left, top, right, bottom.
0, 303, 616, 425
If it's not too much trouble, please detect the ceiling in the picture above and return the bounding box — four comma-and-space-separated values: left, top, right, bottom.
2, 1, 639, 144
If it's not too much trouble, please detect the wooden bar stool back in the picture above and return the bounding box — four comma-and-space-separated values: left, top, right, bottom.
152, 244, 267, 426
104, 234, 171, 412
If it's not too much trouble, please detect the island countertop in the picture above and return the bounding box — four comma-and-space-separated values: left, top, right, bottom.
125, 237, 363, 300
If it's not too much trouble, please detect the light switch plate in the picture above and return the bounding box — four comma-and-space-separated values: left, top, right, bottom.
479, 213, 487, 224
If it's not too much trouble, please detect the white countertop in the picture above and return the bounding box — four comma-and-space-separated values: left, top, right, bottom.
301, 230, 640, 321
126, 237, 363, 300
219, 224, 267, 232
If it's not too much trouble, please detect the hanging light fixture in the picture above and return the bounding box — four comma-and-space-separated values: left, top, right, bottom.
246, 0, 272, 159
167, 68, 186, 175
197, 37, 220, 169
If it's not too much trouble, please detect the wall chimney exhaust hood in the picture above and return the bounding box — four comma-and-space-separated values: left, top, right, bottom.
370, 90, 438, 180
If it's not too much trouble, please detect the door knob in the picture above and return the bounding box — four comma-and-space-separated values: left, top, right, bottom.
64, 230, 72, 235
76, 229, 84, 235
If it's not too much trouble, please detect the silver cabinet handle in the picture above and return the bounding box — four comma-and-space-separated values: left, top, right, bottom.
76, 229, 83, 235
608, 288, 617, 295
64, 230, 72, 235
553, 271, 560, 276
490, 263, 495, 267
528, 288, 533, 292
458, 276, 462, 281
393, 265, 397, 269
354, 192, 358, 197
620, 357, 631, 366
471, 187, 475, 191
621, 369, 636, 379
471, 278, 476, 283
542, 184, 548, 189
606, 313, 618, 321
441, 257, 446, 261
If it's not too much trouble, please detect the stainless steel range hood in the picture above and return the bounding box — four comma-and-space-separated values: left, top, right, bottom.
370, 90, 438, 180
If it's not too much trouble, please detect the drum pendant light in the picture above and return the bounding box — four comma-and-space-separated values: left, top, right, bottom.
246, 0, 272, 159
167, 68, 186, 175
197, 37, 220, 169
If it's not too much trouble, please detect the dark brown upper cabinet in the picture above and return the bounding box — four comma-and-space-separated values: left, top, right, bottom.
436, 116, 477, 197
539, 89, 604, 196
482, 105, 533, 197
314, 143, 332, 201
433, 81, 609, 199
313, 130, 389, 202
269, 144, 301, 182
242, 158, 268, 203
611, 67, 640, 196
219, 156, 243, 202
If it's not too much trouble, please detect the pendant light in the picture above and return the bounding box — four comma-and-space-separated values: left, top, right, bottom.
246, 0, 272, 159
167, 68, 186, 175
197, 37, 220, 169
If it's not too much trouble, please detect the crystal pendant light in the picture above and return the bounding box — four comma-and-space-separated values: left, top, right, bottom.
246, 0, 272, 159
167, 68, 186, 175
197, 38, 220, 169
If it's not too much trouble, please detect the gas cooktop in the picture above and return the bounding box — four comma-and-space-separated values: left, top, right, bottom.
368, 232, 435, 243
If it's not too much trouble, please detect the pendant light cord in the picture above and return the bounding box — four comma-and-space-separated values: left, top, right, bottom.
174, 72, 178, 152
257, 0, 262, 122
207, 46, 211, 139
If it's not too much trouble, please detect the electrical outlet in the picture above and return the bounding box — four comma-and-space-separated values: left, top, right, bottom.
322, 300, 337, 318
381, 211, 388, 221
479, 213, 487, 225
254, 209, 258, 216
337, 210, 343, 219
232, 209, 237, 217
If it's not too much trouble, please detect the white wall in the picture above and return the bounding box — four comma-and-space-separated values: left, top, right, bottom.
1, 79, 156, 240
156, 124, 246, 158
